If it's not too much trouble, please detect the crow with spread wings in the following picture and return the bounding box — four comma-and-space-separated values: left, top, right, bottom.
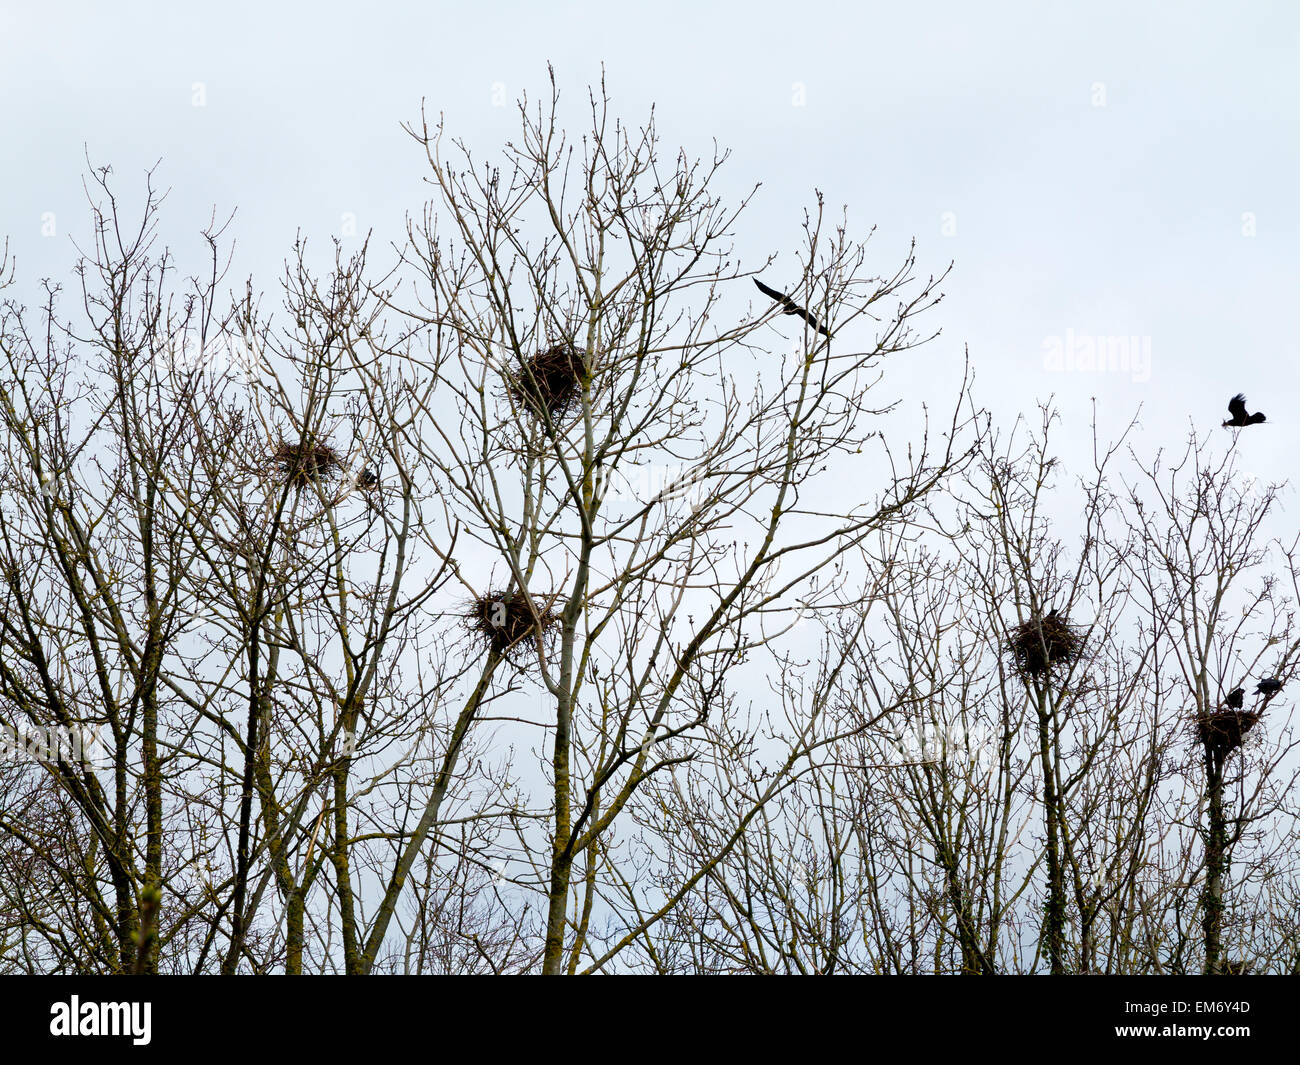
753, 278, 832, 338
1222, 393, 1265, 428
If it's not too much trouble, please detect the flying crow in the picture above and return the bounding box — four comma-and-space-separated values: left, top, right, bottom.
1225, 687, 1245, 710
753, 279, 832, 338
1255, 677, 1283, 698
1223, 394, 1265, 428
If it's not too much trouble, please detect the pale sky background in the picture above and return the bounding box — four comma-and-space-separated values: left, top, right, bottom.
2, 0, 1298, 489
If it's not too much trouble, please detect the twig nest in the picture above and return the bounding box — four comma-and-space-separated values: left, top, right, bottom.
1006, 611, 1085, 678
507, 343, 585, 420
1195, 708, 1262, 757
466, 589, 559, 658
269, 438, 343, 491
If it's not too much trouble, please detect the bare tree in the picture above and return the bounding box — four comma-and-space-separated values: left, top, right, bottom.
641, 408, 1300, 976
6, 77, 1296, 979
390, 73, 975, 974
1122, 437, 1300, 974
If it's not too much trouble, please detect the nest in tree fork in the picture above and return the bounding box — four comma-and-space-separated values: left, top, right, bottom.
466, 589, 559, 657
1196, 707, 1262, 756
269, 438, 344, 490
1006, 612, 1085, 677
508, 343, 585, 419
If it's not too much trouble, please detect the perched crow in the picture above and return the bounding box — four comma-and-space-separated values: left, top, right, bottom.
357, 467, 379, 489
1225, 687, 1245, 710
1255, 677, 1283, 697
753, 278, 832, 338
1223, 394, 1265, 428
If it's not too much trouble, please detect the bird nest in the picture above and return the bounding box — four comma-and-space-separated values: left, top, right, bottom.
1006, 612, 1085, 678
269, 438, 344, 490
507, 343, 586, 420
1195, 708, 1262, 756
465, 589, 559, 658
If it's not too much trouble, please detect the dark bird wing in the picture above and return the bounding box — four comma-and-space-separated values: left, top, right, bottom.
754, 278, 795, 310
753, 278, 833, 338
1228, 394, 1248, 421
794, 306, 833, 338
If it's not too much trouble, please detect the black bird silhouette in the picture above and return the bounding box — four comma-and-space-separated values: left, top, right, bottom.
1255, 677, 1283, 697
357, 466, 379, 489
1223, 394, 1265, 428
753, 279, 832, 338
1225, 687, 1245, 709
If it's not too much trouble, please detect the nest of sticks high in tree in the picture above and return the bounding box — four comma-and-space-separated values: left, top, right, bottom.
1006, 610, 1085, 679
268, 436, 344, 491
466, 589, 559, 659
507, 342, 586, 421
1195, 707, 1262, 758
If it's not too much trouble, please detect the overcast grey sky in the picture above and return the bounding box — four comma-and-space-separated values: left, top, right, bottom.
2, 0, 1298, 488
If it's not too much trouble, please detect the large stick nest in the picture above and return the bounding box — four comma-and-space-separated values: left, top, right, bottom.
465, 589, 559, 659
1195, 707, 1262, 757
1006, 612, 1085, 678
268, 437, 344, 491
507, 343, 586, 421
